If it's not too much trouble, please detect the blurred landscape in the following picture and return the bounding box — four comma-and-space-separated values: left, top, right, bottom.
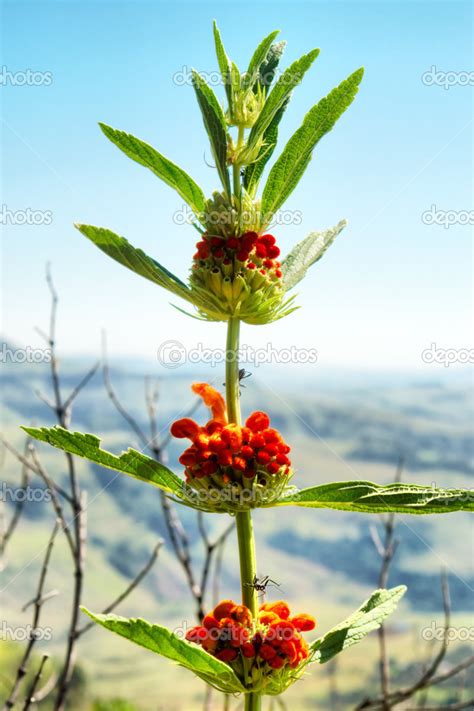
1, 342, 473, 709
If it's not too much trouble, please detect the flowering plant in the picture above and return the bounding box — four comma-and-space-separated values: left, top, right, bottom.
23, 22, 473, 710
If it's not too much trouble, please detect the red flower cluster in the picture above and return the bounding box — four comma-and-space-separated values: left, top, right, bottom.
170, 384, 291, 484
193, 231, 282, 281
186, 599, 316, 673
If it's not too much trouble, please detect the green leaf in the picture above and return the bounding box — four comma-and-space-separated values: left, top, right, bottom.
243, 98, 289, 196
21, 426, 185, 497
311, 586, 406, 664
261, 67, 364, 225
74, 224, 194, 303
212, 21, 233, 109
276, 480, 474, 514
243, 30, 280, 89
281, 219, 347, 291
191, 70, 231, 196
230, 60, 241, 98
257, 40, 287, 92
99, 123, 206, 218
247, 48, 320, 155
81, 610, 246, 694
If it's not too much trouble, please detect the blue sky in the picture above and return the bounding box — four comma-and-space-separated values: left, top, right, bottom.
1, 0, 472, 370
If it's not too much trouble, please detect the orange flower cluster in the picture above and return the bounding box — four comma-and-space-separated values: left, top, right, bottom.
170, 384, 291, 484
186, 599, 315, 673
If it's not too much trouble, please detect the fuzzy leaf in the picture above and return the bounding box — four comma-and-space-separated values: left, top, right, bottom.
261, 68, 364, 224
257, 40, 287, 92
247, 48, 320, 154
81, 610, 246, 694
311, 586, 406, 663
191, 71, 231, 196
74, 224, 194, 302
212, 21, 233, 109
99, 123, 206, 218
281, 219, 347, 290
276, 480, 474, 514
243, 30, 280, 89
21, 426, 185, 497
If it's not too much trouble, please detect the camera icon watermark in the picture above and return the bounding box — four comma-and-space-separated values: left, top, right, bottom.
421, 343, 474, 368
421, 66, 474, 90
0, 66, 53, 87
157, 341, 318, 369
421, 205, 474, 229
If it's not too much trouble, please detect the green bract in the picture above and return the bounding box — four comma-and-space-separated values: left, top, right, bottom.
73, 23, 364, 325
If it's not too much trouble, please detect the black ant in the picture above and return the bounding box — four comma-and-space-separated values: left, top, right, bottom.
223, 369, 252, 392
244, 574, 281, 597
240, 168, 246, 177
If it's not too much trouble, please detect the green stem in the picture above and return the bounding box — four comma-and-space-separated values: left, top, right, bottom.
225, 317, 260, 711
232, 125, 245, 198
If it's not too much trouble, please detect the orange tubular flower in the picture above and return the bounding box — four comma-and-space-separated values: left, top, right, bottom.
185, 599, 316, 691
170, 384, 293, 510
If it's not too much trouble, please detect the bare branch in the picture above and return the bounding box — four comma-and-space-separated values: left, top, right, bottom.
101, 331, 149, 447
62, 361, 100, 412
2, 520, 59, 711
77, 541, 163, 636
0, 440, 32, 565
30, 446, 76, 556
21, 654, 49, 711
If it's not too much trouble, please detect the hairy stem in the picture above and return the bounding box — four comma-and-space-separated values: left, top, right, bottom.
225, 317, 260, 711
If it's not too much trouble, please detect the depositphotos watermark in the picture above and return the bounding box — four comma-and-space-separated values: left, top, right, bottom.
421, 622, 474, 643
0, 344, 52, 364
0, 205, 53, 226
421, 343, 474, 368
421, 205, 474, 229
0, 482, 52, 504
421, 66, 474, 90
1, 621, 53, 642
172, 65, 297, 88
157, 341, 318, 369
172, 205, 303, 228
0, 66, 53, 87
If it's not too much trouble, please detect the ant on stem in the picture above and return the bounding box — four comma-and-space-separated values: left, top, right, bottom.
244, 574, 281, 598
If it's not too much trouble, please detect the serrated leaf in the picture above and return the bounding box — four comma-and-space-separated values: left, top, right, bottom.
276, 480, 474, 514
74, 224, 194, 303
99, 123, 206, 218
81, 610, 246, 694
21, 426, 185, 497
281, 219, 347, 290
261, 68, 364, 225
247, 48, 320, 156
191, 70, 231, 196
257, 40, 287, 92
243, 98, 289, 196
213, 21, 233, 110
243, 30, 280, 89
311, 586, 406, 663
